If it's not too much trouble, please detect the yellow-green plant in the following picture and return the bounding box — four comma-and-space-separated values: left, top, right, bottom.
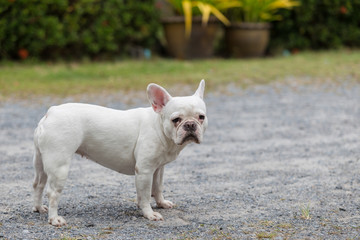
230, 0, 300, 22
167, 0, 240, 37
300, 204, 311, 220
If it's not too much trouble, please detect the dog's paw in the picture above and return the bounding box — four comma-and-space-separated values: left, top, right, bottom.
157, 200, 174, 209
32, 205, 48, 214
144, 211, 164, 221
49, 216, 67, 227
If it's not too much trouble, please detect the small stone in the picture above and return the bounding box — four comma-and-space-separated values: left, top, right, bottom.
22, 230, 30, 234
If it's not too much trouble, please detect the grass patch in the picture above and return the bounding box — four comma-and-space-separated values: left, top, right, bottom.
1, 50, 359, 99
300, 204, 311, 220
209, 226, 233, 240
260, 220, 274, 227
277, 223, 293, 229
256, 231, 277, 239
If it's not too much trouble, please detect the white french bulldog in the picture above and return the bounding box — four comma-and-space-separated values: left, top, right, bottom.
32, 80, 207, 226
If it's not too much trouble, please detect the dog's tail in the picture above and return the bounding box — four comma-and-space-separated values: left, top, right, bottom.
34, 112, 47, 146
32, 114, 48, 212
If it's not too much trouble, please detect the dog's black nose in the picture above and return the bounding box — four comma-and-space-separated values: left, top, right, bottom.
183, 121, 197, 132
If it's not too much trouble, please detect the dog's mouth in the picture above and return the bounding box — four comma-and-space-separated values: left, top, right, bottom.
179, 133, 200, 145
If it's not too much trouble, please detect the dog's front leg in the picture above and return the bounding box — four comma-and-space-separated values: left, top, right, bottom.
152, 166, 174, 209
135, 170, 164, 221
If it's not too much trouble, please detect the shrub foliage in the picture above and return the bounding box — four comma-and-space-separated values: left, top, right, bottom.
1, 0, 359, 60
0, 0, 160, 60
270, 0, 360, 51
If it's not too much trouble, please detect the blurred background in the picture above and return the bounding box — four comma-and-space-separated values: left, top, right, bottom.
0, 0, 359, 99
1, 0, 359, 61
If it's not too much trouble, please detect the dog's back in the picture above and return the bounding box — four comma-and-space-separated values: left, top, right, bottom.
34, 103, 155, 174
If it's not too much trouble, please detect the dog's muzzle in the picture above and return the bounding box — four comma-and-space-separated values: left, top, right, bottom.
179, 120, 200, 145
183, 121, 197, 133
180, 133, 200, 145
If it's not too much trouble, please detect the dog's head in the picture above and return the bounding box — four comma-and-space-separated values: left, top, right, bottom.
147, 80, 207, 146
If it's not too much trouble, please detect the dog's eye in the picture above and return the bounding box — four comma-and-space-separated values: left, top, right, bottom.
172, 117, 181, 124
199, 115, 205, 120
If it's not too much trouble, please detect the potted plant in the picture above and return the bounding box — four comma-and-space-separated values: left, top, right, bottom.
160, 0, 239, 59
225, 0, 299, 58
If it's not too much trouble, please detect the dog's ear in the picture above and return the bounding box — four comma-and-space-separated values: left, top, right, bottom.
194, 79, 205, 99
147, 83, 172, 113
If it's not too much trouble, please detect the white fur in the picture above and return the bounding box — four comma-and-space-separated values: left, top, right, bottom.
32, 80, 207, 226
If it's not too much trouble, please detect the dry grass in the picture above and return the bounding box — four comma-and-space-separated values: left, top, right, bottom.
300, 204, 311, 220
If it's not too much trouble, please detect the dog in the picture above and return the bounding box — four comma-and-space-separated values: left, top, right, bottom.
32, 80, 207, 226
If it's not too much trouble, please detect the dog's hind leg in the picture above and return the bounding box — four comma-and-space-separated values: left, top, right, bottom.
42, 152, 71, 227
32, 146, 48, 214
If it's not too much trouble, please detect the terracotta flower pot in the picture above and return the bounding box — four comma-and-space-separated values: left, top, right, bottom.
162, 16, 220, 59
225, 22, 271, 58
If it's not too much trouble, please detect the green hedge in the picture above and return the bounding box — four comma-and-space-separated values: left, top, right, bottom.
2, 0, 359, 60
270, 0, 360, 51
0, 0, 160, 60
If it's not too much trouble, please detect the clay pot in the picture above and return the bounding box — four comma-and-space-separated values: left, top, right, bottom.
162, 16, 220, 59
225, 22, 271, 58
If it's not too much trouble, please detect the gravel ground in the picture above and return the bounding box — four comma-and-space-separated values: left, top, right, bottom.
0, 81, 360, 239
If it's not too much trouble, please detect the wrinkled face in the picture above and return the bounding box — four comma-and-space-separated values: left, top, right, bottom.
161, 96, 207, 146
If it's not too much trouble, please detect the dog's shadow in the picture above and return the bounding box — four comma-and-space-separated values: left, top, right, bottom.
61, 195, 142, 223
31, 192, 190, 229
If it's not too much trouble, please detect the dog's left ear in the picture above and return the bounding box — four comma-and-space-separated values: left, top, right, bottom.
147, 83, 172, 113
194, 79, 205, 99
